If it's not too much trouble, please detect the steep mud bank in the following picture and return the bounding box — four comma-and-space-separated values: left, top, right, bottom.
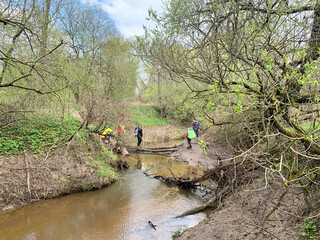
0, 134, 117, 212
177, 173, 306, 240
171, 127, 311, 240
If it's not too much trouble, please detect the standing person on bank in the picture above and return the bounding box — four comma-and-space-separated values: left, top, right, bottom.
134, 126, 143, 147
192, 119, 200, 138
185, 127, 196, 149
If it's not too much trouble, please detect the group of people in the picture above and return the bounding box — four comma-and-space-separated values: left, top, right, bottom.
101, 119, 199, 149
101, 125, 126, 144
101, 124, 143, 147
185, 119, 200, 149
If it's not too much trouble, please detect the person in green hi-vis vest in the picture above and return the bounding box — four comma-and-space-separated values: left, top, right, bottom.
185, 128, 196, 149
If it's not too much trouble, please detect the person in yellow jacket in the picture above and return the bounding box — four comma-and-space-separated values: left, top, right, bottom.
101, 128, 113, 144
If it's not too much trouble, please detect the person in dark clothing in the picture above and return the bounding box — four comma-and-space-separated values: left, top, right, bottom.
192, 119, 200, 138
134, 126, 143, 147
185, 131, 192, 149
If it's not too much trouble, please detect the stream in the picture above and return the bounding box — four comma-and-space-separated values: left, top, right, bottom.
0, 148, 208, 240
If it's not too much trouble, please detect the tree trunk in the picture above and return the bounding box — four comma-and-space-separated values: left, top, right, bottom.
40, 0, 51, 55
309, 3, 320, 60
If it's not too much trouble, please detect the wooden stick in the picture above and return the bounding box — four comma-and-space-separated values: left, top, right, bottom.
24, 153, 31, 197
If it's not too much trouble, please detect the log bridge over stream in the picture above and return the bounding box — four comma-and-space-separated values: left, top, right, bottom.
125, 143, 183, 155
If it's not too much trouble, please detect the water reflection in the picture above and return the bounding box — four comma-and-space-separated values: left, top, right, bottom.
135, 155, 142, 170
0, 154, 206, 240
126, 154, 204, 179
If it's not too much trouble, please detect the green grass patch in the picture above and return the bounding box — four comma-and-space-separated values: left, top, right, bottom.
300, 219, 319, 240
0, 114, 82, 156
73, 104, 81, 111
91, 150, 117, 180
128, 105, 168, 126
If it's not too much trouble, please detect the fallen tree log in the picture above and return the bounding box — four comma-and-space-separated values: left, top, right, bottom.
125, 143, 183, 155
176, 185, 232, 218
147, 163, 234, 188
146, 161, 262, 218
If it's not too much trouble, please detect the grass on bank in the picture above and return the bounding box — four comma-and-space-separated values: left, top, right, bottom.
0, 114, 83, 156
128, 105, 168, 126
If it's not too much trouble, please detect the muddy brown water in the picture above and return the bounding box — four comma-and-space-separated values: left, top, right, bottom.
0, 149, 207, 240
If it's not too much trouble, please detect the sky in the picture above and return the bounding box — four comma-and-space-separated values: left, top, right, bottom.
95, 0, 165, 39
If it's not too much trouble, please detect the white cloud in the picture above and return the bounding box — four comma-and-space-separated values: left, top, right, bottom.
98, 0, 164, 38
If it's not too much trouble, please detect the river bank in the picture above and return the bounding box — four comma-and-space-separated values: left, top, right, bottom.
0, 133, 118, 212
172, 127, 311, 240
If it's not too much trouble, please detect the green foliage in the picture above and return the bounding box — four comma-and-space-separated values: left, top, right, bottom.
285, 121, 320, 138
0, 115, 82, 156
128, 105, 168, 126
198, 139, 207, 155
300, 219, 319, 240
172, 229, 185, 239
263, 232, 271, 239
81, 184, 93, 191
97, 149, 117, 162
90, 149, 117, 180
73, 105, 81, 111
95, 160, 117, 179
140, 77, 196, 122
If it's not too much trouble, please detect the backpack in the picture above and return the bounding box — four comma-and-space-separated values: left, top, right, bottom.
134, 127, 139, 136
187, 128, 196, 139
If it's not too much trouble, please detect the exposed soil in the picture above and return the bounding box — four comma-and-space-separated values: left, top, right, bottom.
171, 127, 313, 240
176, 175, 306, 240
0, 134, 117, 212
171, 129, 233, 169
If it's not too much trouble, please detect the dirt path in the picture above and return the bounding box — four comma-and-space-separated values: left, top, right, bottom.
171, 137, 234, 169
171, 139, 209, 167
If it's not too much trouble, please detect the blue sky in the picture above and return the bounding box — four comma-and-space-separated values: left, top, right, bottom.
92, 0, 165, 39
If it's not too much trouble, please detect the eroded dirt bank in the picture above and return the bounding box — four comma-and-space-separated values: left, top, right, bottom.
176, 174, 305, 240
172, 128, 314, 240
0, 134, 117, 212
